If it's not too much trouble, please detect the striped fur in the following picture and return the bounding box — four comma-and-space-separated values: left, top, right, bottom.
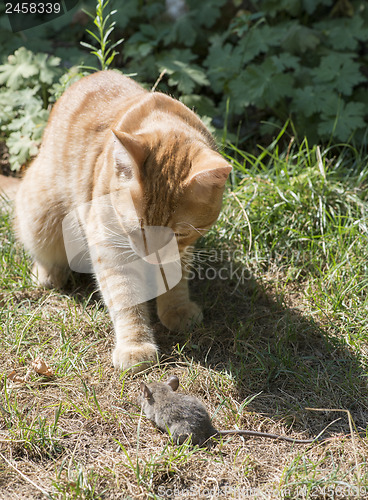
15, 71, 231, 373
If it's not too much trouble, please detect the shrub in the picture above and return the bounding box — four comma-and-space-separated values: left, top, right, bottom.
118, 0, 368, 146
0, 47, 61, 170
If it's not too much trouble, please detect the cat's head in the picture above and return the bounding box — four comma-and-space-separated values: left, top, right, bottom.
110, 128, 231, 254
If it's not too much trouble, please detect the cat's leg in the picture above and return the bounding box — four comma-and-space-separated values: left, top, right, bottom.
15, 184, 70, 288
27, 227, 70, 289
156, 266, 203, 332
89, 240, 158, 373
32, 260, 69, 289
111, 303, 158, 373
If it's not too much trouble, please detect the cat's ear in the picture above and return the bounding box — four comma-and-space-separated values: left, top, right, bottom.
112, 129, 147, 180
187, 157, 232, 194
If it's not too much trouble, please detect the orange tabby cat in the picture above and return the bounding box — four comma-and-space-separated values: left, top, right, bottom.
15, 70, 231, 373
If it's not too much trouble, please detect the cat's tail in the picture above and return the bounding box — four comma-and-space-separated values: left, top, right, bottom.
0, 174, 20, 202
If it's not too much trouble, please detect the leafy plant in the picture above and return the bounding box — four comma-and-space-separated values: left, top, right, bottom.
205, 1, 368, 144
0, 0, 367, 170
0, 47, 61, 170
81, 0, 124, 71
0, 48, 84, 171
116, 0, 368, 147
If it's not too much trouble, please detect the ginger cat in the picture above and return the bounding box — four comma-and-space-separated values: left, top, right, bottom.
15, 71, 231, 373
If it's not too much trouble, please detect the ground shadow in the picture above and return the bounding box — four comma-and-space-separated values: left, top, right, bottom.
150, 255, 368, 440
24, 245, 368, 441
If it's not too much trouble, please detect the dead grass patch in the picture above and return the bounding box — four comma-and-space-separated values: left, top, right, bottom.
0, 261, 367, 498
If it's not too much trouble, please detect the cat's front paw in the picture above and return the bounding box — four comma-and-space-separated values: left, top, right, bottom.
158, 302, 203, 332
112, 342, 158, 374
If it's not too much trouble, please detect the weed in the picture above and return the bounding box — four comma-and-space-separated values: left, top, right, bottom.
80, 0, 124, 72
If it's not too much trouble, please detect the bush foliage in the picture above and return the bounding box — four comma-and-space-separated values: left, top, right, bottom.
119, 0, 368, 145
0, 0, 367, 170
0, 48, 82, 170
0, 47, 61, 170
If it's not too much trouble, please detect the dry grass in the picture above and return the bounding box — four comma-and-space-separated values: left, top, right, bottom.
1, 141, 368, 498
0, 244, 367, 499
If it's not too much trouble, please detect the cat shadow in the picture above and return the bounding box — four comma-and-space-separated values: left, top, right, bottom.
63, 272, 102, 305
153, 255, 368, 439
62, 254, 368, 438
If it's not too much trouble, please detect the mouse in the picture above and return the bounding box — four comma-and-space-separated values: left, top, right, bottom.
138, 375, 325, 447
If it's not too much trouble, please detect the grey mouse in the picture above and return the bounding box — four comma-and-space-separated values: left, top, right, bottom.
139, 376, 322, 446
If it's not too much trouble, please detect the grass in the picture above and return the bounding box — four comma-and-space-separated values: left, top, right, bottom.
1, 135, 368, 498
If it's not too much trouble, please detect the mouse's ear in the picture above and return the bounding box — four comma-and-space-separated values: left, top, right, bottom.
140, 382, 152, 399
166, 376, 179, 392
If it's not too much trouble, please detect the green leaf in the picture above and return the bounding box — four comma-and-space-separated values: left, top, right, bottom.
126, 24, 162, 59
0, 87, 40, 125
241, 24, 285, 64
158, 58, 210, 94
282, 23, 321, 54
317, 101, 366, 141
205, 37, 242, 93
0, 47, 60, 89
6, 131, 40, 171
86, 29, 101, 44
112, 0, 141, 29
311, 53, 365, 96
292, 85, 337, 117
0, 47, 39, 89
188, 0, 227, 28
33, 53, 61, 86
261, 0, 301, 17
229, 59, 295, 108
271, 54, 300, 71
80, 41, 97, 52
302, 0, 333, 15
315, 15, 368, 51
164, 14, 198, 47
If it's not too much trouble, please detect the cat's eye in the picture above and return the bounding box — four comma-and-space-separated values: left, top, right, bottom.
175, 232, 189, 239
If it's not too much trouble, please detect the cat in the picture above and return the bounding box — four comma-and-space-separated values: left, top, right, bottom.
13, 70, 231, 373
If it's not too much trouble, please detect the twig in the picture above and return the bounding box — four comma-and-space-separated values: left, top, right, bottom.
310, 417, 342, 443
231, 191, 252, 253
0, 439, 28, 443
151, 69, 167, 92
285, 136, 295, 165
0, 452, 49, 496
305, 407, 363, 486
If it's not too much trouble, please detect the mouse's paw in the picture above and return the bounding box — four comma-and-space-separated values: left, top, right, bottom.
158, 301, 203, 332
112, 342, 158, 374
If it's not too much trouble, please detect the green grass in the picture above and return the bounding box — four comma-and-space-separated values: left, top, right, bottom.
1, 137, 368, 498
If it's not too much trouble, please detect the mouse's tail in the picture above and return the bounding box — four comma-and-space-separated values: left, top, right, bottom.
219, 430, 316, 444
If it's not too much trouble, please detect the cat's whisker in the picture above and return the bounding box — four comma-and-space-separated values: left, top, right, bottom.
105, 235, 133, 245
109, 244, 134, 252
177, 222, 209, 237
103, 225, 130, 238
